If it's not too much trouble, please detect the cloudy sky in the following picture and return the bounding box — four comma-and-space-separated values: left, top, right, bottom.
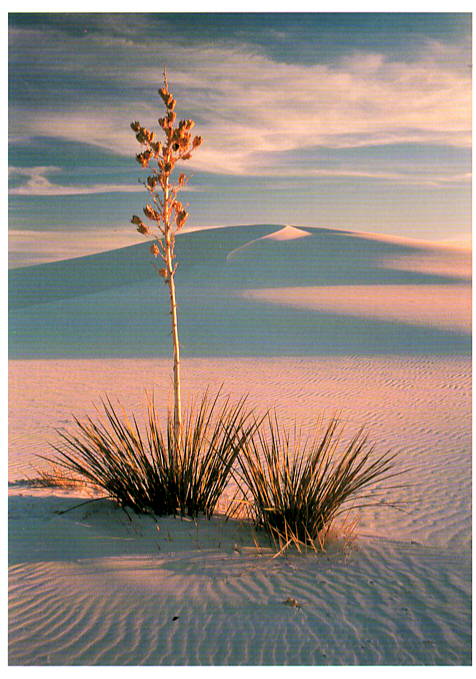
8, 12, 472, 266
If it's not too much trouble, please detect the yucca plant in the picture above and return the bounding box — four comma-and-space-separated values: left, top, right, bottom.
44, 392, 256, 518
234, 414, 400, 552
42, 74, 260, 520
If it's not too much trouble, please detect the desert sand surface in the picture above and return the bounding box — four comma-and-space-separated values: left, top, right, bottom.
8, 224, 471, 665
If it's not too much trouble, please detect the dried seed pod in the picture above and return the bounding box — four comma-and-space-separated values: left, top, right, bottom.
136, 222, 150, 235
150, 243, 160, 257
146, 175, 159, 189
151, 141, 162, 156
136, 150, 153, 167
179, 135, 190, 149
143, 204, 160, 221
176, 210, 188, 229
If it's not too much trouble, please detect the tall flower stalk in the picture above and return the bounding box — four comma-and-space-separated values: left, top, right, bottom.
131, 71, 202, 441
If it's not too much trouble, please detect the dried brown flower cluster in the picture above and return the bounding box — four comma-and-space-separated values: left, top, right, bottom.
131, 75, 202, 275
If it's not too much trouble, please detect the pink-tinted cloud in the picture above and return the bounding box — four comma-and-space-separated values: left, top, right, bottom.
10, 37, 471, 178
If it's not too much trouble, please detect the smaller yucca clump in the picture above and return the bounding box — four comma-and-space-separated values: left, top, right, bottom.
45, 392, 255, 519
234, 415, 399, 552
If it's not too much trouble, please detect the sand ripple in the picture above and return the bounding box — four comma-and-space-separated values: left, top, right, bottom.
9, 532, 471, 665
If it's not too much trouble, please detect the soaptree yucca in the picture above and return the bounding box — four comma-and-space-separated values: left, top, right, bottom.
130, 70, 202, 440
43, 73, 255, 520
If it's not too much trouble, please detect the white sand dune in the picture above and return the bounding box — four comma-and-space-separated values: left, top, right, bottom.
8, 224, 471, 665
9, 224, 471, 358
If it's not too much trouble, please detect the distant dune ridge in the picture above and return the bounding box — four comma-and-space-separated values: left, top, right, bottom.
9, 224, 471, 358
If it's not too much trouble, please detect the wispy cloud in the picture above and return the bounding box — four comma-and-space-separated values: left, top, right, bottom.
9, 166, 144, 196
287, 168, 472, 186
9, 25, 471, 178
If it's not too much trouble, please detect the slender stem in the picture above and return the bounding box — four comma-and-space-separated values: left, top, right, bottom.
163, 163, 182, 441
168, 274, 182, 440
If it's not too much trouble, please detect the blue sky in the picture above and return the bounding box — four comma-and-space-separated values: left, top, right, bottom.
8, 12, 472, 266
